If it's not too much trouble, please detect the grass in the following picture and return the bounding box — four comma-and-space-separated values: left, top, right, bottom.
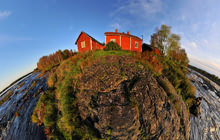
161, 58, 195, 108
157, 78, 182, 114
92, 50, 131, 57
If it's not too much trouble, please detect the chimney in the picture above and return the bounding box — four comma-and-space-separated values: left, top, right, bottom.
127, 31, 130, 35
116, 29, 118, 32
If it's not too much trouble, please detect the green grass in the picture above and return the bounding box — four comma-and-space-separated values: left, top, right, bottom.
92, 50, 131, 58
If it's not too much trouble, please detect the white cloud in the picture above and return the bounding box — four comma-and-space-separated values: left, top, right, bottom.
109, 0, 164, 31
0, 11, 11, 19
111, 0, 163, 18
110, 23, 120, 29
189, 42, 198, 49
181, 40, 198, 53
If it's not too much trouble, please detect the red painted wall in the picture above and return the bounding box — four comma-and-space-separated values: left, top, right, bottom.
76, 32, 104, 53
130, 38, 142, 52
105, 33, 142, 52
92, 40, 104, 51
77, 33, 92, 53
121, 36, 130, 50
105, 35, 120, 46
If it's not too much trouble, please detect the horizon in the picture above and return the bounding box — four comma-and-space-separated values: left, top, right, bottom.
1, 0, 220, 91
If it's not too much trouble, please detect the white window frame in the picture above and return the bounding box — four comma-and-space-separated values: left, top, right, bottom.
135, 41, 138, 48
110, 39, 116, 43
81, 41, 85, 48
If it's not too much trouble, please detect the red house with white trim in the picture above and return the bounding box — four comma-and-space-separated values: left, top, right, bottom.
75, 32, 104, 53
104, 29, 143, 52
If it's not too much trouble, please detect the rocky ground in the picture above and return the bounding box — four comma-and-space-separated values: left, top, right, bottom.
188, 69, 220, 140
75, 55, 189, 140
0, 72, 47, 140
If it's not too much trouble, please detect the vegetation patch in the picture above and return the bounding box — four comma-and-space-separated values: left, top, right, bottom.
37, 49, 76, 72
104, 41, 121, 51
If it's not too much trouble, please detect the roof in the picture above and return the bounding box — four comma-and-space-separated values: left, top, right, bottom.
75, 31, 103, 45
104, 32, 142, 41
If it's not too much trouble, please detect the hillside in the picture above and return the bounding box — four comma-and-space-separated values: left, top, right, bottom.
30, 50, 194, 140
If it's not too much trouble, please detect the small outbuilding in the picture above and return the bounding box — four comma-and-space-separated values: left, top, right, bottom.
75, 32, 104, 53
142, 43, 161, 55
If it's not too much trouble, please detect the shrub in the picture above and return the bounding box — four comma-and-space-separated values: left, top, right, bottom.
104, 41, 121, 51
162, 58, 195, 108
37, 49, 75, 71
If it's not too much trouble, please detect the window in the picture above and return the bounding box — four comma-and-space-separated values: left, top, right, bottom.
110, 39, 116, 43
81, 41, 85, 48
135, 42, 138, 48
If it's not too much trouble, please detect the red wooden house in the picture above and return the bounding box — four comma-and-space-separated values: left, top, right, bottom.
75, 32, 104, 53
104, 29, 143, 52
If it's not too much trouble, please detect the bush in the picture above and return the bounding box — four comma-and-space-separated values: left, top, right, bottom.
104, 41, 121, 51
37, 49, 76, 71
162, 58, 195, 108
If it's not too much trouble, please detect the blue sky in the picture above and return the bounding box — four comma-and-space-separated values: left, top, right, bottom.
1, 0, 220, 91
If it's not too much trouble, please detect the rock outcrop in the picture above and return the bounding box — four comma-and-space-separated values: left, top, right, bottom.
188, 69, 220, 140
75, 55, 189, 140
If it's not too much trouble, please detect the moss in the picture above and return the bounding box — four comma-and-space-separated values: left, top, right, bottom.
31, 112, 39, 124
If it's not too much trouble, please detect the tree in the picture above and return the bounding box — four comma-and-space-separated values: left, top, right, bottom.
150, 24, 189, 66
150, 25, 171, 55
